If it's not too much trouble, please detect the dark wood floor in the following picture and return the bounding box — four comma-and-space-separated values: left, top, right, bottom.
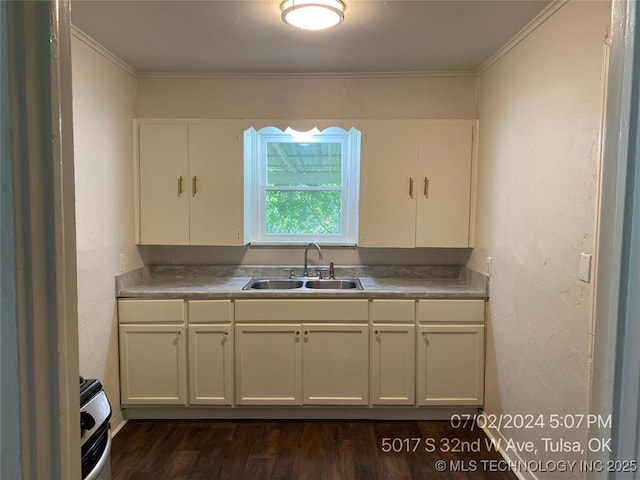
112, 420, 517, 480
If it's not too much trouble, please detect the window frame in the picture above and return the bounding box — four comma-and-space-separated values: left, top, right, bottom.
244, 126, 361, 244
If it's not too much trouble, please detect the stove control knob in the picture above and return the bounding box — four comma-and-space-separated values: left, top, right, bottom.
80, 411, 96, 437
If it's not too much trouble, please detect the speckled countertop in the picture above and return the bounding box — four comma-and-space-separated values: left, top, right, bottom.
116, 265, 488, 299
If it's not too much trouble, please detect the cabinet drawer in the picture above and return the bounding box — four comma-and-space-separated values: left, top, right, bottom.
371, 300, 415, 322
118, 299, 185, 324
418, 299, 484, 323
235, 300, 368, 322
188, 300, 233, 323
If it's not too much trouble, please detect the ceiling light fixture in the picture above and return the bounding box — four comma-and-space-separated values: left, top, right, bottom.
280, 0, 345, 31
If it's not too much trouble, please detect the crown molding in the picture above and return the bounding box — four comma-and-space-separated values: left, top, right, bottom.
477, 0, 569, 75
136, 70, 478, 80
70, 25, 138, 77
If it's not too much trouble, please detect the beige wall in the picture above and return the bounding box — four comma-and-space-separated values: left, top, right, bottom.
468, 1, 609, 474
136, 75, 477, 119
72, 34, 144, 430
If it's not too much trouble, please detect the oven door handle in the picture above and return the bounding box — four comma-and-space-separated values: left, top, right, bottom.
84, 431, 111, 480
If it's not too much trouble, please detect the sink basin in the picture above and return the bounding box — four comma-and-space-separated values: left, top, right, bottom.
242, 277, 364, 290
305, 278, 363, 290
244, 278, 304, 290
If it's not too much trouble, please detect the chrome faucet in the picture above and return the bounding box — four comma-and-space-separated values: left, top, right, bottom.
303, 242, 323, 277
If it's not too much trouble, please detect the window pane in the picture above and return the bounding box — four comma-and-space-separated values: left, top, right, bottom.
267, 143, 342, 187
265, 190, 342, 235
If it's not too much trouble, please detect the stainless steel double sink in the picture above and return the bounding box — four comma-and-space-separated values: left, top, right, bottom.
243, 277, 363, 290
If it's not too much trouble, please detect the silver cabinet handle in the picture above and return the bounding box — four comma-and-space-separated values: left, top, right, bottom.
304, 331, 309, 342
409, 177, 414, 198
424, 177, 429, 198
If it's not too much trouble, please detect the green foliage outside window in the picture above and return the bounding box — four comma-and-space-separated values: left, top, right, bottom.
265, 190, 341, 235
265, 142, 343, 236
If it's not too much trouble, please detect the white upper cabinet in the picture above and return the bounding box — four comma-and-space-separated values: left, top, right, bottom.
137, 120, 244, 246
358, 121, 419, 248
416, 124, 474, 247
139, 123, 190, 245
359, 120, 477, 248
188, 123, 243, 245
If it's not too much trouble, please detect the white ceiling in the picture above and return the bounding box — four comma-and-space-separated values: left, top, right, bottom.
71, 0, 551, 74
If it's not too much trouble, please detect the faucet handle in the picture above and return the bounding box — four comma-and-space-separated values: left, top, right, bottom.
316, 268, 329, 279
329, 261, 335, 279
283, 268, 296, 279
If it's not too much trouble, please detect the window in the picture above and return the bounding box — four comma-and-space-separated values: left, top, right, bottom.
244, 126, 361, 244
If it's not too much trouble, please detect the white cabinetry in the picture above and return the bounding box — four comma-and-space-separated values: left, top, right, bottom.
359, 120, 476, 248
187, 300, 234, 405
359, 121, 419, 247
234, 300, 369, 406
416, 300, 485, 406
137, 121, 243, 246
117, 296, 487, 413
370, 300, 416, 405
303, 324, 369, 405
118, 299, 187, 405
235, 324, 302, 405
138, 124, 189, 245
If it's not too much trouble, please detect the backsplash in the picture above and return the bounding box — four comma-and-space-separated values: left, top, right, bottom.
138, 245, 472, 267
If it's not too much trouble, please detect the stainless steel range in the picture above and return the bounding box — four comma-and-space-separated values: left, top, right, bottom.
80, 377, 112, 480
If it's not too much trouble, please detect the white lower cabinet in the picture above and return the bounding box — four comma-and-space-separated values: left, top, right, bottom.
118, 297, 486, 412
234, 300, 369, 406
370, 299, 416, 405
303, 324, 369, 405
416, 299, 485, 406
188, 324, 234, 405
187, 300, 234, 405
119, 324, 187, 405
118, 299, 187, 405
235, 323, 369, 406
371, 325, 416, 405
417, 324, 485, 406
235, 324, 303, 405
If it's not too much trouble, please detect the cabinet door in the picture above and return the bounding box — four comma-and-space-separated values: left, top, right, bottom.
417, 324, 484, 406
416, 124, 473, 247
371, 325, 415, 405
139, 124, 189, 245
188, 324, 233, 405
302, 324, 369, 405
119, 324, 187, 405
188, 123, 243, 245
359, 121, 419, 247
235, 324, 302, 405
